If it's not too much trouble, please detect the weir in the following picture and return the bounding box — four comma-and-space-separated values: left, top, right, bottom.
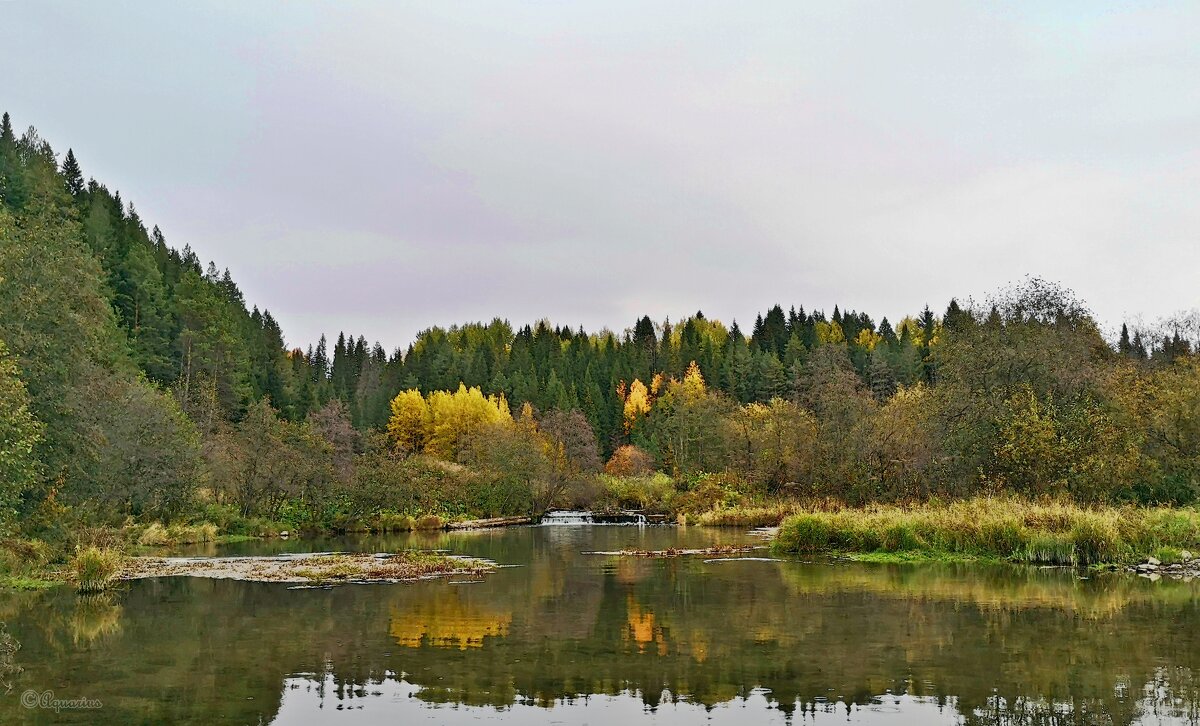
539, 510, 648, 526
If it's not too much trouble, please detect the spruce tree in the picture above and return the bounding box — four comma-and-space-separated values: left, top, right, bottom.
60, 149, 84, 196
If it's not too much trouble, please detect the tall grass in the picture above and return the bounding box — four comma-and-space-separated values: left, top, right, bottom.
692, 504, 802, 528
72, 547, 123, 593
773, 498, 1200, 566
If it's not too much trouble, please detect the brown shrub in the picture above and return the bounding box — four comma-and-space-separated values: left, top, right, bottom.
604, 445, 655, 476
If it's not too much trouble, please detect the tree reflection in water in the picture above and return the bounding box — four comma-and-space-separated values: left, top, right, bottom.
0, 526, 1196, 725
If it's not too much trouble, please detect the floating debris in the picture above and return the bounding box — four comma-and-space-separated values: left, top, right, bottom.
583, 545, 763, 558
702, 557, 783, 563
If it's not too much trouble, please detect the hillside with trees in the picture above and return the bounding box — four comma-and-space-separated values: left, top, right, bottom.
2, 113, 1199, 558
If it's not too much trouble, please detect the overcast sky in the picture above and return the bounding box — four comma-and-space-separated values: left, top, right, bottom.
2, 1, 1197, 351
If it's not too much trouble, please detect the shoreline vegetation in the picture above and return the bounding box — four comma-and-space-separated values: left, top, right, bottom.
769, 499, 1200, 568
3, 113, 1200, 594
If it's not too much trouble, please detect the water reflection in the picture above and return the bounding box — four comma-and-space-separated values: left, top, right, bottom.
389, 588, 511, 650
0, 526, 1197, 725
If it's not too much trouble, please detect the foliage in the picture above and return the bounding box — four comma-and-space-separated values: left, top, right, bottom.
4, 110, 1200, 553
604, 445, 655, 476
0, 339, 40, 526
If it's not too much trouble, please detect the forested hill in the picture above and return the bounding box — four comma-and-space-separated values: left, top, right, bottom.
0, 112, 960, 448
2, 113, 1198, 530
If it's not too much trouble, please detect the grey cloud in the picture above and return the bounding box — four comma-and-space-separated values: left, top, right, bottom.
2, 0, 1196, 350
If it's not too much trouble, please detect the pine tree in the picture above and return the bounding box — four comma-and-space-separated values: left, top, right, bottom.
877, 317, 897, 345
1119, 324, 1132, 357
943, 299, 968, 333
868, 351, 897, 402
60, 149, 84, 196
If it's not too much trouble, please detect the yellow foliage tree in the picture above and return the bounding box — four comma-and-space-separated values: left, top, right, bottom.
388, 384, 512, 460
426, 384, 512, 459
854, 329, 882, 352
623, 379, 652, 434
814, 320, 846, 345
387, 389, 431, 456
679, 360, 707, 401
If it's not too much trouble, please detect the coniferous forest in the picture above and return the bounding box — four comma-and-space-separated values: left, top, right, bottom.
2, 113, 1200, 569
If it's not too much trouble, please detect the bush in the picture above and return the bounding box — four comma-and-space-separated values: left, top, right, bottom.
167, 522, 218, 544
695, 504, 799, 527
414, 514, 446, 530
0, 538, 53, 576
604, 445, 655, 476
373, 513, 415, 532
595, 474, 675, 513
137, 521, 219, 546
73, 547, 122, 593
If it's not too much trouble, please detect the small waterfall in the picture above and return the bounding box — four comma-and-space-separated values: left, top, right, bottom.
540, 510, 595, 526
539, 510, 650, 526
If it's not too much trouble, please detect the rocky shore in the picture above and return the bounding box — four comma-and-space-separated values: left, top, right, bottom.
1131, 551, 1198, 581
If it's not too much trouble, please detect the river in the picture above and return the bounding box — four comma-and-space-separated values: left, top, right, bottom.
1, 523, 1198, 724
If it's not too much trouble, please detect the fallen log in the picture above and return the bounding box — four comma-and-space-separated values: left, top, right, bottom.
447, 515, 532, 530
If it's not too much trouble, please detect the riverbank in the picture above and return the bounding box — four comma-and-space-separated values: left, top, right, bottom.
770, 498, 1200, 567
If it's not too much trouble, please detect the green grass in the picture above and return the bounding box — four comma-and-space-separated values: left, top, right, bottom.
837, 550, 1002, 564
214, 534, 260, 544
0, 575, 61, 590
773, 498, 1200, 567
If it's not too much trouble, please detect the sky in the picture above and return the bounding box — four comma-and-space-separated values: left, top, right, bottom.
2, 1, 1198, 351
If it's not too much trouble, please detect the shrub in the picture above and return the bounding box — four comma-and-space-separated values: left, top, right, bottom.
695, 504, 799, 527
672, 479, 738, 517
374, 513, 415, 532
595, 474, 675, 513
167, 522, 218, 544
604, 445, 655, 476
414, 514, 446, 530
0, 538, 53, 576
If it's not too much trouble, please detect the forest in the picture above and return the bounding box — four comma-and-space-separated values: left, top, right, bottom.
2, 112, 1200, 567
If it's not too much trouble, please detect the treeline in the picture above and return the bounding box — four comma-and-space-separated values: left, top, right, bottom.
2, 112, 1200, 540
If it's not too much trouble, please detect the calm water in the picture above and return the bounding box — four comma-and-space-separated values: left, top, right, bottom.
1, 525, 1198, 725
